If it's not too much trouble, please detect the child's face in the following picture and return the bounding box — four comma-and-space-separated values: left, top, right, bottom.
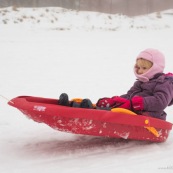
135, 59, 152, 75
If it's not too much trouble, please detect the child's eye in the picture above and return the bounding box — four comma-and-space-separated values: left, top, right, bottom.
135, 65, 139, 69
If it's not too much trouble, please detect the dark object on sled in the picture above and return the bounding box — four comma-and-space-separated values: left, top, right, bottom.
8, 96, 173, 142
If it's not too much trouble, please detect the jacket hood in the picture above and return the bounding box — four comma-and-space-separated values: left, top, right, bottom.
134, 48, 165, 82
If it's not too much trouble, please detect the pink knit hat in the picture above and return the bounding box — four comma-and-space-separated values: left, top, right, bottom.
134, 48, 165, 82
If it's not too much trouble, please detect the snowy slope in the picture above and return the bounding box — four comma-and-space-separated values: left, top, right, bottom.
0, 7, 173, 173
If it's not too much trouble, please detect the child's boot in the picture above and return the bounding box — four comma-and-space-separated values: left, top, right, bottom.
80, 99, 93, 109
58, 93, 70, 106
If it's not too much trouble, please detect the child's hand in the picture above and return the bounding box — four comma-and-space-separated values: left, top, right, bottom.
131, 96, 144, 111
96, 96, 144, 110
117, 96, 144, 111
96, 96, 128, 108
111, 96, 130, 108
96, 97, 118, 108
112, 96, 128, 104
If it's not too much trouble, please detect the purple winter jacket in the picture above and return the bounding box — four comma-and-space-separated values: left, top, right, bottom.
121, 73, 173, 120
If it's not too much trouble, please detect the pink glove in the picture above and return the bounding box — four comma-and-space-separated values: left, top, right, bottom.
131, 96, 144, 111
118, 96, 144, 111
96, 97, 116, 108
111, 96, 130, 109
96, 96, 128, 108
112, 96, 128, 105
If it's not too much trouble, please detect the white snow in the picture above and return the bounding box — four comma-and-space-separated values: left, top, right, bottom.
0, 6, 173, 173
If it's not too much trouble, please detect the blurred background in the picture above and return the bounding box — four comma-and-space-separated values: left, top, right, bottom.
1, 0, 173, 16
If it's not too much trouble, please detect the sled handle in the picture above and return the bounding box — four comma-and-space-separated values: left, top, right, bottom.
111, 108, 159, 137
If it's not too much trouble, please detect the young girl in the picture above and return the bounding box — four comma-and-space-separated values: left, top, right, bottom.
59, 48, 173, 120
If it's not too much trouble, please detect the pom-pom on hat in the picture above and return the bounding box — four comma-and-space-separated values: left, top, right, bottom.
134, 48, 165, 82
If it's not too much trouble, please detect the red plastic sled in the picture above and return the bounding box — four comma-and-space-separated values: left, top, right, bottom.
8, 96, 172, 142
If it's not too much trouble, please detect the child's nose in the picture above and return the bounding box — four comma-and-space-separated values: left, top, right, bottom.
138, 69, 143, 74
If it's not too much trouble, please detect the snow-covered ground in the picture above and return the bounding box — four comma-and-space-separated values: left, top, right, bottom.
0, 7, 173, 173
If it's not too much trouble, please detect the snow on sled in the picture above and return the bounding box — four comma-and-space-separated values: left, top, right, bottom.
8, 96, 173, 142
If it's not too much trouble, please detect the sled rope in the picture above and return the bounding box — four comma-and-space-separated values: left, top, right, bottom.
111, 108, 159, 137
0, 94, 14, 104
